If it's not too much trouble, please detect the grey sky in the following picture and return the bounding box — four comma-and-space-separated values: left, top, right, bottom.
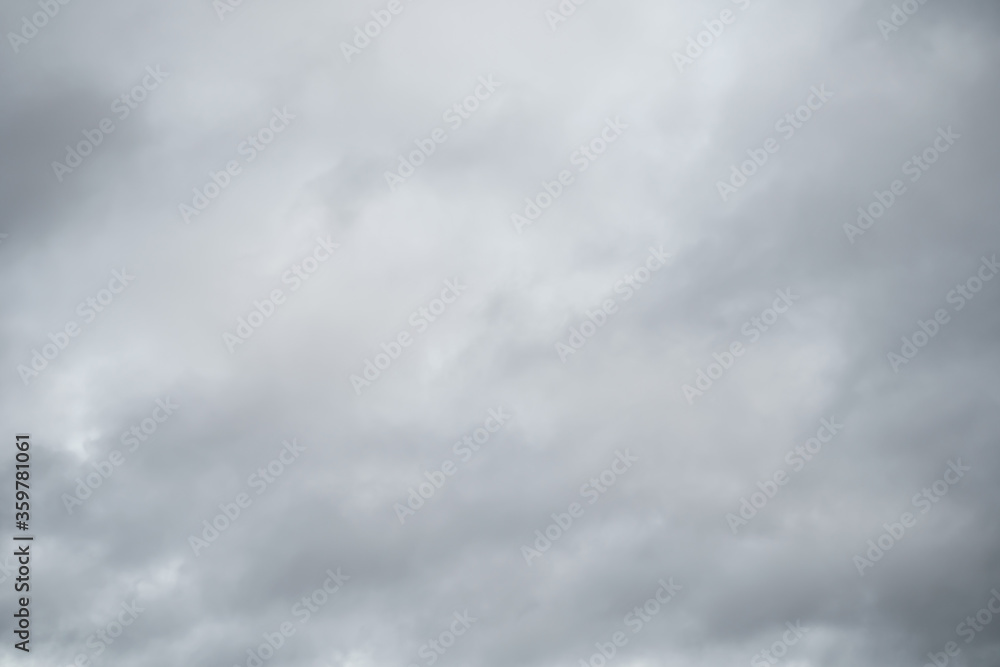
2, 1, 1000, 667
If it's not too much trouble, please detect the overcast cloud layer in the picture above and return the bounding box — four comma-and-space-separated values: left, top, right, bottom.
2, 1, 1000, 666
